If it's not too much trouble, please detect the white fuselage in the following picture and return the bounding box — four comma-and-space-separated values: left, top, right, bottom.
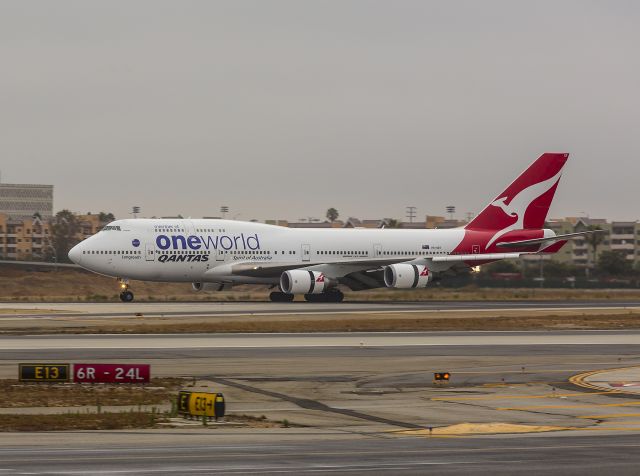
69, 219, 466, 285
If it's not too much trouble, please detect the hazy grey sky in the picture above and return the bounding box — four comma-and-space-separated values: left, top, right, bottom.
1, 1, 638, 222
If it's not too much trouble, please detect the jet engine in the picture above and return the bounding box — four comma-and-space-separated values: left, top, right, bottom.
191, 282, 232, 292
280, 270, 328, 294
383, 264, 432, 289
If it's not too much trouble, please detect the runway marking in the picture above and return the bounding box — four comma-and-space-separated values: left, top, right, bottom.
431, 391, 617, 401
497, 401, 640, 410
7, 441, 640, 465
2, 304, 639, 321
579, 413, 640, 419
482, 381, 568, 387
570, 365, 640, 396
6, 331, 640, 350
16, 460, 481, 474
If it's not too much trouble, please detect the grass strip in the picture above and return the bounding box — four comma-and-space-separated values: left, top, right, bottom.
0, 378, 184, 408
0, 411, 164, 431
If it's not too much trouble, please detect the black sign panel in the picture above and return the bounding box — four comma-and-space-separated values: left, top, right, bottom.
178, 391, 192, 414
19, 363, 70, 382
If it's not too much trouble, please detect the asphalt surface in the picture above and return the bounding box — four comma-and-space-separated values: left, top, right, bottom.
1, 300, 639, 319
1, 433, 640, 475
6, 329, 640, 347
2, 330, 640, 361
3, 307, 640, 475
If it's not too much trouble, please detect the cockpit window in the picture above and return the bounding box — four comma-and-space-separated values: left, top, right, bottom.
102, 225, 121, 231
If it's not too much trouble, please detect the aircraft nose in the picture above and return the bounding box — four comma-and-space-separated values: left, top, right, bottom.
68, 243, 82, 264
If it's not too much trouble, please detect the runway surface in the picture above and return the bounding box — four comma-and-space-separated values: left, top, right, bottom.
1, 433, 640, 475
2, 330, 640, 361
1, 300, 640, 319
2, 330, 640, 350
3, 307, 640, 474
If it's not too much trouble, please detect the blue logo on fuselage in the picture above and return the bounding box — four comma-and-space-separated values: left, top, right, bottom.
155, 233, 260, 251
132, 239, 140, 247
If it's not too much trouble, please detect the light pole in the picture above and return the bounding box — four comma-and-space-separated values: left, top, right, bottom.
446, 206, 456, 221
405, 206, 416, 223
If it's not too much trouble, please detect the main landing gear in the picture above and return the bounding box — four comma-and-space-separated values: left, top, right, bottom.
304, 289, 344, 303
118, 279, 134, 302
269, 289, 344, 303
269, 291, 295, 302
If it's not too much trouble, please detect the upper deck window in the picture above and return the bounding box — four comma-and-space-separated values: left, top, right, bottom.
102, 225, 121, 231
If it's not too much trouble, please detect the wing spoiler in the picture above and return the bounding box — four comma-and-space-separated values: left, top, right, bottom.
495, 230, 602, 249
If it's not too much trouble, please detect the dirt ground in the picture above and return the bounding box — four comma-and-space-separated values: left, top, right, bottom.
0, 378, 184, 407
0, 412, 165, 431
2, 265, 640, 302
0, 308, 639, 334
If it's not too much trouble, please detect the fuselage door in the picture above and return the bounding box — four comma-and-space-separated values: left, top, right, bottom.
302, 244, 311, 262
472, 244, 480, 254
145, 243, 155, 261
215, 249, 225, 261
374, 243, 382, 257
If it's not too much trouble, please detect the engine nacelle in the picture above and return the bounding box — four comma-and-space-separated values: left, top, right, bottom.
383, 264, 432, 289
192, 282, 232, 292
280, 270, 328, 294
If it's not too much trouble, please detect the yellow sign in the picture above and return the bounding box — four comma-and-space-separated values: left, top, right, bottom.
188, 392, 217, 417
19, 363, 70, 382
181, 391, 225, 418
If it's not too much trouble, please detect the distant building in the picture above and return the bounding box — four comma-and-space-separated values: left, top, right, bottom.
0, 212, 106, 261
522, 217, 640, 268
0, 183, 53, 219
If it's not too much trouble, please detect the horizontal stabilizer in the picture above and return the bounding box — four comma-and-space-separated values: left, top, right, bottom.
432, 253, 525, 262
495, 231, 601, 249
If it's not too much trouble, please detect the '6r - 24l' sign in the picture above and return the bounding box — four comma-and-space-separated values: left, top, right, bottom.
73, 364, 150, 383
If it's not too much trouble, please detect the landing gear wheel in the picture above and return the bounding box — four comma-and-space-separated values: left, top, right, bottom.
269, 291, 294, 302
119, 291, 134, 302
327, 289, 344, 303
304, 289, 344, 303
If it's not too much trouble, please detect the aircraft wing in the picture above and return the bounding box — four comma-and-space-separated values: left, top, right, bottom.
207, 252, 533, 290
217, 257, 413, 279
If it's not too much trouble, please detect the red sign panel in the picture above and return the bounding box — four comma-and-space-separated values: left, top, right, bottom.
73, 364, 150, 383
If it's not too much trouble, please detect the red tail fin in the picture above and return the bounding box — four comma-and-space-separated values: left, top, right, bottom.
466, 153, 569, 231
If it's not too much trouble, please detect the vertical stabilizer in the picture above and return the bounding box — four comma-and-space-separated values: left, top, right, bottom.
466, 152, 568, 232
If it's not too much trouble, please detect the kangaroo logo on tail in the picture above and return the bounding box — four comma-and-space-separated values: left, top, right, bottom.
459, 153, 569, 253
485, 168, 563, 248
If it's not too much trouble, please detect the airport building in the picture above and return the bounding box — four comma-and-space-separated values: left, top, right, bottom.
0, 183, 54, 219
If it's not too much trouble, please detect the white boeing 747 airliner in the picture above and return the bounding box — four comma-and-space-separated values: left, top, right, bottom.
69, 153, 595, 302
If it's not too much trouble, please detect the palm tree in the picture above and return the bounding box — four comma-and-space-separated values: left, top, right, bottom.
585, 225, 605, 277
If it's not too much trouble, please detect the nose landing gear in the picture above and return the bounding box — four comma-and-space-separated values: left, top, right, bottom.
118, 279, 134, 302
